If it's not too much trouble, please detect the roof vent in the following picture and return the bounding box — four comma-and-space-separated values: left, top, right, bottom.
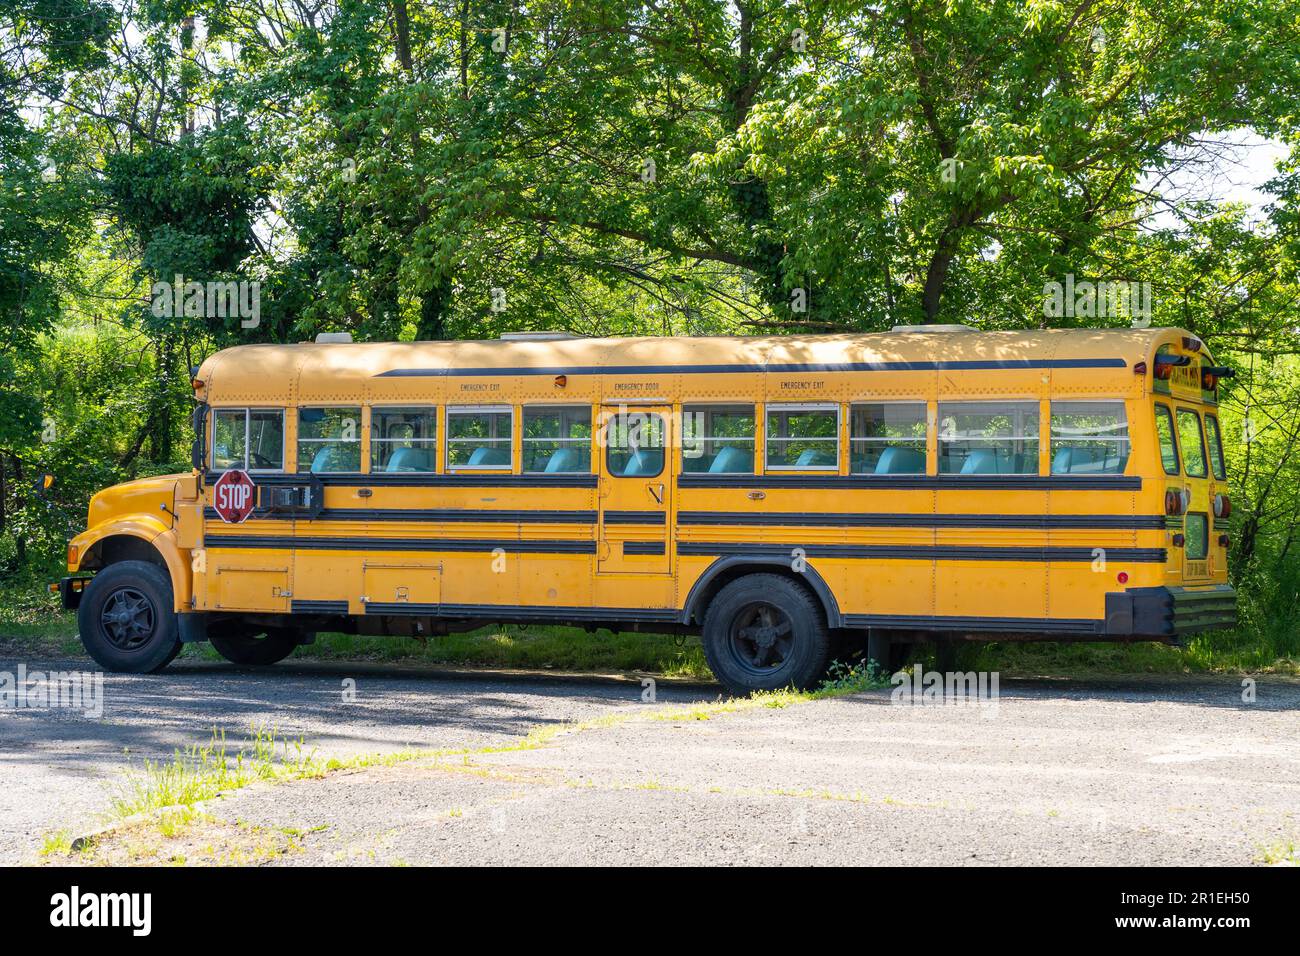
315, 332, 353, 344
498, 331, 583, 341
891, 324, 977, 333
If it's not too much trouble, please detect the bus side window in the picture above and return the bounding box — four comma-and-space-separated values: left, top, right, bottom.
1049, 401, 1129, 475
765, 404, 839, 471
937, 401, 1039, 475
371, 406, 437, 472
298, 406, 362, 473
212, 408, 284, 472
1154, 404, 1180, 476
682, 404, 755, 474
1204, 414, 1227, 480
446, 406, 513, 470
850, 403, 926, 474
522, 405, 591, 473
1176, 408, 1207, 478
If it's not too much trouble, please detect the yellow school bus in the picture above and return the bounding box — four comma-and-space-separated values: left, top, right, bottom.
60, 325, 1236, 693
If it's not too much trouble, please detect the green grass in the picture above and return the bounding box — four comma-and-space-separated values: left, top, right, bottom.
107, 725, 323, 818
288, 625, 711, 678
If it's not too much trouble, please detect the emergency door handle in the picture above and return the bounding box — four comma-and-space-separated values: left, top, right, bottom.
648, 483, 664, 505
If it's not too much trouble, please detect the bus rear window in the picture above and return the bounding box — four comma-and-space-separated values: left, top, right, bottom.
1205, 415, 1227, 480
1154, 405, 1179, 475
1176, 408, 1207, 478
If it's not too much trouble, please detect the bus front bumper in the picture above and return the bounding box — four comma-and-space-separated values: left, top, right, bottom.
1106, 584, 1237, 638
55, 576, 90, 610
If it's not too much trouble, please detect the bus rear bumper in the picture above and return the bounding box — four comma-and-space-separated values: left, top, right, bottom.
1106, 585, 1237, 638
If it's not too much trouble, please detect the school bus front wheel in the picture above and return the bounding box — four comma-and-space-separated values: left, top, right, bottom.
76, 560, 181, 674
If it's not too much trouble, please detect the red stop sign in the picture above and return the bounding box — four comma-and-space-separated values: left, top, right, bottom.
212, 469, 257, 523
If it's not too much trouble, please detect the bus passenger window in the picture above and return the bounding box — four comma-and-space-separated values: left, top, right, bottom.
446, 406, 513, 470
523, 406, 591, 473
605, 412, 665, 477
1205, 415, 1227, 480
212, 408, 284, 471
938, 402, 1039, 475
1154, 405, 1179, 475
298, 406, 361, 473
850, 403, 926, 474
766, 405, 839, 470
1177, 408, 1207, 478
1049, 401, 1129, 475
682, 405, 755, 473
371, 407, 437, 472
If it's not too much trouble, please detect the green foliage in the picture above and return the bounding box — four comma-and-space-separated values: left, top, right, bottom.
2, 0, 1300, 662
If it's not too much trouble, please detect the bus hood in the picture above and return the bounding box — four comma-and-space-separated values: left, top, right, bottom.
87, 474, 188, 530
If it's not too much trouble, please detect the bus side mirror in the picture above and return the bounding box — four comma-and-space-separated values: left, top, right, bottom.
191, 403, 209, 471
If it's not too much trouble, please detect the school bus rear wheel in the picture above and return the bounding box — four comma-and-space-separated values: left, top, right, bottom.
702, 574, 830, 696
77, 560, 181, 674
209, 625, 302, 666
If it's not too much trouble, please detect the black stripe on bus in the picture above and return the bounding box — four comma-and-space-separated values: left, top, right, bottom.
291, 599, 349, 615
362, 602, 680, 622
376, 358, 1127, 378
678, 475, 1142, 490
623, 541, 667, 555
840, 613, 1101, 634
205, 536, 596, 554
206, 472, 598, 489
678, 512, 1167, 530
603, 510, 666, 525
205, 507, 597, 524
677, 542, 1168, 562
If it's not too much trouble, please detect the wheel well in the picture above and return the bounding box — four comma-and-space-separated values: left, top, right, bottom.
686, 561, 838, 628
84, 534, 168, 572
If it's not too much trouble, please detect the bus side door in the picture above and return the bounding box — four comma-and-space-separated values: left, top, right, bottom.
597, 406, 673, 575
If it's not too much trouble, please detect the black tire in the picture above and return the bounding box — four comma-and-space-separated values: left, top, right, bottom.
77, 560, 180, 674
702, 574, 830, 696
210, 626, 299, 666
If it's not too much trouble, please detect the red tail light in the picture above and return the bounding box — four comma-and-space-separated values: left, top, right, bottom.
1213, 494, 1231, 518
1165, 489, 1186, 516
